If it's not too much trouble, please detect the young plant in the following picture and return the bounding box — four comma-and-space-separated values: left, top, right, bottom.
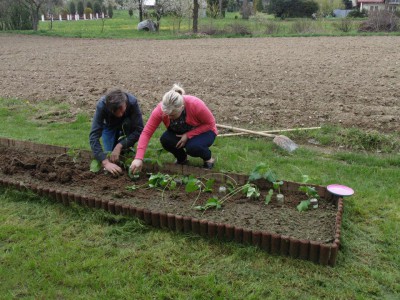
90, 159, 102, 173
194, 197, 222, 211
242, 183, 260, 199
148, 173, 177, 190
248, 163, 277, 183
66, 148, 80, 163
297, 183, 320, 212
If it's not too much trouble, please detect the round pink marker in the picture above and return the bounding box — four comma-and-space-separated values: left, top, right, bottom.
327, 184, 354, 197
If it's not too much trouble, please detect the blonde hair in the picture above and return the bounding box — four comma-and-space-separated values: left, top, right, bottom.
161, 84, 185, 115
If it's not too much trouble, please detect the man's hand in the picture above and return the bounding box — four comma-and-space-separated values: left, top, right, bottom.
176, 133, 188, 149
130, 158, 143, 174
110, 143, 123, 163
102, 159, 123, 176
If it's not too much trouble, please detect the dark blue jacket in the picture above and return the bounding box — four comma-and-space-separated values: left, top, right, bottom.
89, 93, 144, 162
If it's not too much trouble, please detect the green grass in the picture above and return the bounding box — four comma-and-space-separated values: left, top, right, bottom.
3, 10, 398, 39
0, 98, 399, 299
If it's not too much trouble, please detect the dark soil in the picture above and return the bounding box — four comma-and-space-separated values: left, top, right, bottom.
0, 145, 337, 244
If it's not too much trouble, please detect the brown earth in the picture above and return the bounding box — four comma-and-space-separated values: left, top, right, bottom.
0, 34, 399, 132
0, 145, 337, 243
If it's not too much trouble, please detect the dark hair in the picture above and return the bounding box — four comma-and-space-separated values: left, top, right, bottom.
105, 89, 128, 113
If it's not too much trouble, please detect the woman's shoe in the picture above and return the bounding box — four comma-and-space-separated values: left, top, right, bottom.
203, 158, 215, 169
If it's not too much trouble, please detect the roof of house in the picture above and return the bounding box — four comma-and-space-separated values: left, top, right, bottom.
358, 0, 385, 3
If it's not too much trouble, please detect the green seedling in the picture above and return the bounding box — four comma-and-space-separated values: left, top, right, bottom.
66, 148, 80, 163
297, 185, 319, 212
128, 168, 140, 181
273, 181, 284, 194
242, 183, 260, 199
90, 159, 102, 173
248, 163, 277, 183
194, 197, 222, 211
148, 173, 177, 190
265, 189, 274, 205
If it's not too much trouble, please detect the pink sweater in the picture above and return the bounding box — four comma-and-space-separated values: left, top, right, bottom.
135, 95, 218, 160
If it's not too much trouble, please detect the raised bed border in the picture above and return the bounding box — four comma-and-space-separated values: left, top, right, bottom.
0, 137, 343, 266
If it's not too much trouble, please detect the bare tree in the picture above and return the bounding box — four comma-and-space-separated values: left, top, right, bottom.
193, 0, 199, 33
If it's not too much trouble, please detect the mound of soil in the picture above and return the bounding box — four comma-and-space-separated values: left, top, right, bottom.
0, 145, 337, 243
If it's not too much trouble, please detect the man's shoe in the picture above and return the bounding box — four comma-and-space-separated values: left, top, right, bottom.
203, 158, 215, 169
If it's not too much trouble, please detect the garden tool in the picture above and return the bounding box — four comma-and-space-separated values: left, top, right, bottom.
216, 124, 298, 152
217, 126, 321, 137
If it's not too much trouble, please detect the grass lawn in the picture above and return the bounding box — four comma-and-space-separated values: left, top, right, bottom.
4, 10, 394, 39
0, 98, 399, 299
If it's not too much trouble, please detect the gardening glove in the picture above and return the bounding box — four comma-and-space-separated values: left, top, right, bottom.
130, 158, 143, 174
176, 133, 188, 149
102, 159, 123, 176
110, 143, 123, 163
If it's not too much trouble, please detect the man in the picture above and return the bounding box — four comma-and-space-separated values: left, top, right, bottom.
89, 89, 143, 175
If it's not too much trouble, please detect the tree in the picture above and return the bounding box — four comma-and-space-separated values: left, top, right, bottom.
22, 0, 47, 31
107, 3, 113, 18
77, 0, 84, 15
69, 1, 76, 15
193, 0, 199, 33
207, 0, 227, 18
241, 0, 251, 19
255, 0, 264, 12
94, 1, 102, 14
0, 0, 33, 30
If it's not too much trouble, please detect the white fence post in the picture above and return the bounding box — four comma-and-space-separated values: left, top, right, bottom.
90, 13, 93, 19
59, 14, 62, 21
41, 15, 45, 21
96, 13, 99, 19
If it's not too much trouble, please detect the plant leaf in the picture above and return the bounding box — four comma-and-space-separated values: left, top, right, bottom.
90, 159, 101, 173
185, 179, 200, 193
297, 200, 310, 212
265, 189, 273, 205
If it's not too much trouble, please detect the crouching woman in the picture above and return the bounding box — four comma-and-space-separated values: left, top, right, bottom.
130, 84, 217, 174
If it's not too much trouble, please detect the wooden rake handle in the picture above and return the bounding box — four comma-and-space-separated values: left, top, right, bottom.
216, 124, 277, 138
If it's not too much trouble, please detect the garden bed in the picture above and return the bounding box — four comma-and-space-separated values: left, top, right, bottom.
0, 138, 343, 266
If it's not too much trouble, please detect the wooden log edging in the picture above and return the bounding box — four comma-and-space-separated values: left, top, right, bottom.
0, 138, 344, 266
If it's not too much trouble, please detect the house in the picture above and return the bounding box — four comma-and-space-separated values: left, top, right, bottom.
357, 0, 399, 12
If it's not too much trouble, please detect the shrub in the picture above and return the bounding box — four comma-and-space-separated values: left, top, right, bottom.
265, 21, 281, 34
226, 23, 252, 35
333, 18, 353, 32
268, 0, 318, 18
84, 7, 92, 19
359, 10, 399, 32
199, 25, 225, 35
347, 8, 367, 18
290, 19, 318, 34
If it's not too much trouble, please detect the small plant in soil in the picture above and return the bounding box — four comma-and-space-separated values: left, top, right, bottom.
90, 159, 102, 173
66, 148, 80, 163
297, 176, 320, 212
268, 180, 284, 205
248, 163, 277, 183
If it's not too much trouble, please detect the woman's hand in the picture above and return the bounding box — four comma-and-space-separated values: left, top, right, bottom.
176, 133, 188, 149
130, 158, 143, 174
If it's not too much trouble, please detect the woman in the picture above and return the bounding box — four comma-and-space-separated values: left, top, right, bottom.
130, 84, 217, 174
